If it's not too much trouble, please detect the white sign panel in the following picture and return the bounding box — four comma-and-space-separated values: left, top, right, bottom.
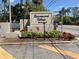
30, 12, 53, 25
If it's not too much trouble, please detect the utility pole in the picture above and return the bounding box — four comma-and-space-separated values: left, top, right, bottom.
61, 15, 64, 33
22, 6, 25, 30
20, 0, 25, 30
9, 0, 12, 32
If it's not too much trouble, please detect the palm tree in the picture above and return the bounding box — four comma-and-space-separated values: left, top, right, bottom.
59, 8, 66, 16
59, 7, 72, 24
0, 4, 1, 8
71, 7, 79, 17
59, 7, 67, 25
20, 0, 23, 6
32, 0, 43, 11
32, 0, 43, 4
66, 8, 71, 16
0, 4, 2, 12
25, 0, 31, 18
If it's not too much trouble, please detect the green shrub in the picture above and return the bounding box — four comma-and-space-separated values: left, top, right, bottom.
21, 31, 27, 37
21, 31, 75, 41
31, 32, 44, 38
26, 32, 32, 38
37, 32, 44, 38
31, 32, 38, 37
21, 30, 62, 38
48, 30, 62, 38
21, 31, 32, 38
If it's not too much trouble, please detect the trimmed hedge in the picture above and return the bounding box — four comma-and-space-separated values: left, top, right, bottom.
21, 30, 75, 41
48, 30, 62, 38
21, 30, 62, 38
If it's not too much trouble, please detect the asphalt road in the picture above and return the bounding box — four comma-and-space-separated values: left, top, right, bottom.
0, 43, 79, 59
58, 25, 79, 37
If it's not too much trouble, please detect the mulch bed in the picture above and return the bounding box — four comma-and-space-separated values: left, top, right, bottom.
0, 37, 76, 43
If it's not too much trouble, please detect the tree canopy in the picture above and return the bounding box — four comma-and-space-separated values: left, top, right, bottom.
56, 7, 79, 25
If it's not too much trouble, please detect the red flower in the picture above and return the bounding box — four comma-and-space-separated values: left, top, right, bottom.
20, 29, 24, 32
63, 32, 75, 40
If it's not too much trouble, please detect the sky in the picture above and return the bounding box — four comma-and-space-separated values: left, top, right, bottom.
1, 0, 79, 12
43, 0, 79, 12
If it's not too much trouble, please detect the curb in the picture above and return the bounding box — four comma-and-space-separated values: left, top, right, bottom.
0, 41, 77, 45
0, 37, 79, 45
72, 37, 79, 44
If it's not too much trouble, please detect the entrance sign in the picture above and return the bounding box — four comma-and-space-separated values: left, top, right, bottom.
28, 12, 54, 32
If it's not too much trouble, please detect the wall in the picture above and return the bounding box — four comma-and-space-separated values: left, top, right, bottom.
0, 22, 10, 35
0, 22, 20, 38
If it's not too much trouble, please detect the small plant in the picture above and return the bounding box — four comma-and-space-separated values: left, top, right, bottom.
21, 31, 44, 38
63, 32, 75, 41
48, 30, 62, 38
37, 32, 44, 38
21, 31, 32, 38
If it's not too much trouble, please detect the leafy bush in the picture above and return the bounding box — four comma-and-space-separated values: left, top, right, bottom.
22, 31, 32, 38
21, 31, 44, 38
21, 31, 75, 41
31, 32, 44, 38
37, 32, 44, 38
48, 30, 62, 38
21, 30, 62, 38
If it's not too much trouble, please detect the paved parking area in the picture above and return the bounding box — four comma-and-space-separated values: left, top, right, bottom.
0, 43, 79, 59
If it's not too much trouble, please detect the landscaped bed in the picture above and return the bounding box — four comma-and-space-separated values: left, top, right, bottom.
20, 30, 75, 41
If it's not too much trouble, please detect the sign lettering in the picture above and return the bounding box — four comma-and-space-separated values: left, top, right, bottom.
34, 14, 49, 18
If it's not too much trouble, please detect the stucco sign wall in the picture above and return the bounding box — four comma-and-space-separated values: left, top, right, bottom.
28, 12, 54, 32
